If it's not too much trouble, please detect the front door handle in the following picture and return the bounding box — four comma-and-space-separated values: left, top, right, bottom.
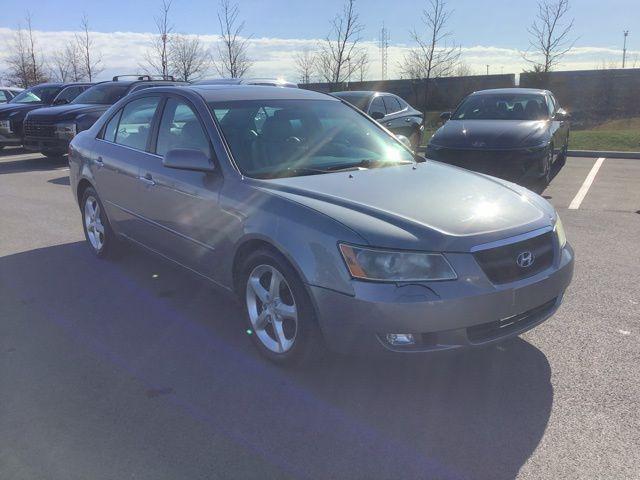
96, 156, 104, 167
139, 174, 156, 186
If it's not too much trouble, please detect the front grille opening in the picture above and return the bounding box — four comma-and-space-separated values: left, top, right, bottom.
467, 298, 557, 343
474, 232, 554, 284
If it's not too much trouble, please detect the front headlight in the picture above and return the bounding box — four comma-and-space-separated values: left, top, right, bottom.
54, 122, 77, 140
554, 215, 567, 248
339, 244, 457, 282
0, 119, 11, 133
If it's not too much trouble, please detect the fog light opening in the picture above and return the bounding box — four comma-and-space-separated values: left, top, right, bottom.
386, 333, 416, 346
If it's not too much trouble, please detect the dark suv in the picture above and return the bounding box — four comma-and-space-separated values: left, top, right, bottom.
0, 82, 92, 151
23, 76, 186, 157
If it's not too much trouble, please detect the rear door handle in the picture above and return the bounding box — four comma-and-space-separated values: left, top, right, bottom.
139, 174, 156, 186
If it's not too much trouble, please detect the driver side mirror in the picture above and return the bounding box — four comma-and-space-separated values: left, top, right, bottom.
370, 111, 385, 120
440, 112, 452, 121
555, 109, 570, 120
53, 98, 70, 106
163, 148, 216, 172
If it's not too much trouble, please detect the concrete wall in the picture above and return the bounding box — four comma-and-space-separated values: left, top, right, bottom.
302, 68, 640, 126
520, 68, 640, 125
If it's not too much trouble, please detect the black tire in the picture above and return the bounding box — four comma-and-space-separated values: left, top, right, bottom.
239, 247, 325, 366
539, 146, 553, 186
80, 187, 116, 258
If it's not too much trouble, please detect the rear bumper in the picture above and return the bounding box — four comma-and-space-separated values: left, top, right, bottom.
23, 136, 69, 153
310, 244, 574, 354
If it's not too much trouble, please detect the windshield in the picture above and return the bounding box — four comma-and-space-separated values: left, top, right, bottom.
72, 83, 129, 105
452, 93, 550, 121
10, 86, 62, 104
208, 99, 414, 179
333, 92, 371, 111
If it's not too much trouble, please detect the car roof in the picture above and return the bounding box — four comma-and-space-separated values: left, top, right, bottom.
333, 91, 377, 97
195, 78, 297, 87
183, 85, 334, 102
471, 88, 549, 96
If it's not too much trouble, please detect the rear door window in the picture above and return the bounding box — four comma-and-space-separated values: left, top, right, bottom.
102, 110, 122, 143
382, 96, 402, 114
114, 97, 161, 151
368, 96, 386, 117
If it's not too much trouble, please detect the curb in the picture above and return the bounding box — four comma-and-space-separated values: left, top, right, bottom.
567, 150, 640, 159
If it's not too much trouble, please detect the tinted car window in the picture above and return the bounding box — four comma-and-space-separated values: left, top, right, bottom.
114, 97, 161, 151
368, 96, 386, 117
452, 93, 550, 121
0, 91, 7, 103
382, 96, 402, 114
10, 86, 62, 104
54, 86, 84, 104
156, 98, 210, 156
72, 84, 129, 105
102, 110, 122, 143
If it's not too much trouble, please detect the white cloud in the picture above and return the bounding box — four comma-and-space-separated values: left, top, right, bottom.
0, 26, 638, 84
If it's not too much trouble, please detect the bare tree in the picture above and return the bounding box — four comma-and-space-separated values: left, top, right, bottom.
399, 0, 460, 120
49, 50, 71, 82
316, 0, 364, 87
170, 35, 211, 81
294, 48, 316, 84
455, 61, 473, 77
76, 14, 103, 81
65, 42, 85, 81
214, 0, 252, 78
5, 14, 48, 87
523, 0, 576, 72
354, 50, 370, 82
143, 0, 174, 78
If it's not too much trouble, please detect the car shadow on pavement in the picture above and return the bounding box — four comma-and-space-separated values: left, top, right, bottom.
0, 156, 68, 174
0, 241, 553, 480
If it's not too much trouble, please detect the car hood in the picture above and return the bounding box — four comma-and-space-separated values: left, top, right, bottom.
255, 161, 554, 252
26, 104, 109, 121
430, 119, 549, 149
0, 103, 45, 119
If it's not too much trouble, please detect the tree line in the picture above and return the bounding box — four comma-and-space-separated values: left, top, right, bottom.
4, 0, 577, 93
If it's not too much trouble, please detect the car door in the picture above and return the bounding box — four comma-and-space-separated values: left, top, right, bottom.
92, 95, 162, 239
381, 95, 412, 136
134, 94, 225, 278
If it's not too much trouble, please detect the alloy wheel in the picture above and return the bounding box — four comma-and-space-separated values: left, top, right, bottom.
245, 264, 298, 354
84, 196, 105, 252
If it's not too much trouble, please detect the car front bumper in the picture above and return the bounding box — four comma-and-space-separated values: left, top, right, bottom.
426, 146, 547, 182
310, 244, 574, 354
0, 131, 22, 146
23, 136, 69, 153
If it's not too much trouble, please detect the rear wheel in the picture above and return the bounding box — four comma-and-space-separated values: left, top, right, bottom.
240, 248, 325, 366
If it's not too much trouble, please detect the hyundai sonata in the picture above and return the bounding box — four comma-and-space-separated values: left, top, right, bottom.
68, 85, 574, 365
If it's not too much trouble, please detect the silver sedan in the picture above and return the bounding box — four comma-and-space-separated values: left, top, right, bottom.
68, 85, 574, 365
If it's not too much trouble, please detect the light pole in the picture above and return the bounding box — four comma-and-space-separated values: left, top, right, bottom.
622, 30, 630, 68
486, 65, 490, 75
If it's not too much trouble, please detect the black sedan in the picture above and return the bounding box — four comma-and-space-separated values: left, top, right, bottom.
426, 88, 570, 185
333, 91, 424, 148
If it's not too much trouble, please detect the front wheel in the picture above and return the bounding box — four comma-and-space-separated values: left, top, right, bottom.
240, 248, 325, 366
81, 187, 115, 258
539, 147, 553, 186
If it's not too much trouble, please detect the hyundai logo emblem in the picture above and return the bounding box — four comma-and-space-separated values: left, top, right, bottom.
516, 251, 535, 268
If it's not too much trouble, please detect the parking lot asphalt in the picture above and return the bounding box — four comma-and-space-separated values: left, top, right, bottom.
1, 148, 638, 480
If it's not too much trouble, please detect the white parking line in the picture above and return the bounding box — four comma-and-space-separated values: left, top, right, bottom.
569, 157, 606, 209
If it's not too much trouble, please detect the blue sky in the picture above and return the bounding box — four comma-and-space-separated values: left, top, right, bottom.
0, 0, 638, 81
0, 0, 636, 50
